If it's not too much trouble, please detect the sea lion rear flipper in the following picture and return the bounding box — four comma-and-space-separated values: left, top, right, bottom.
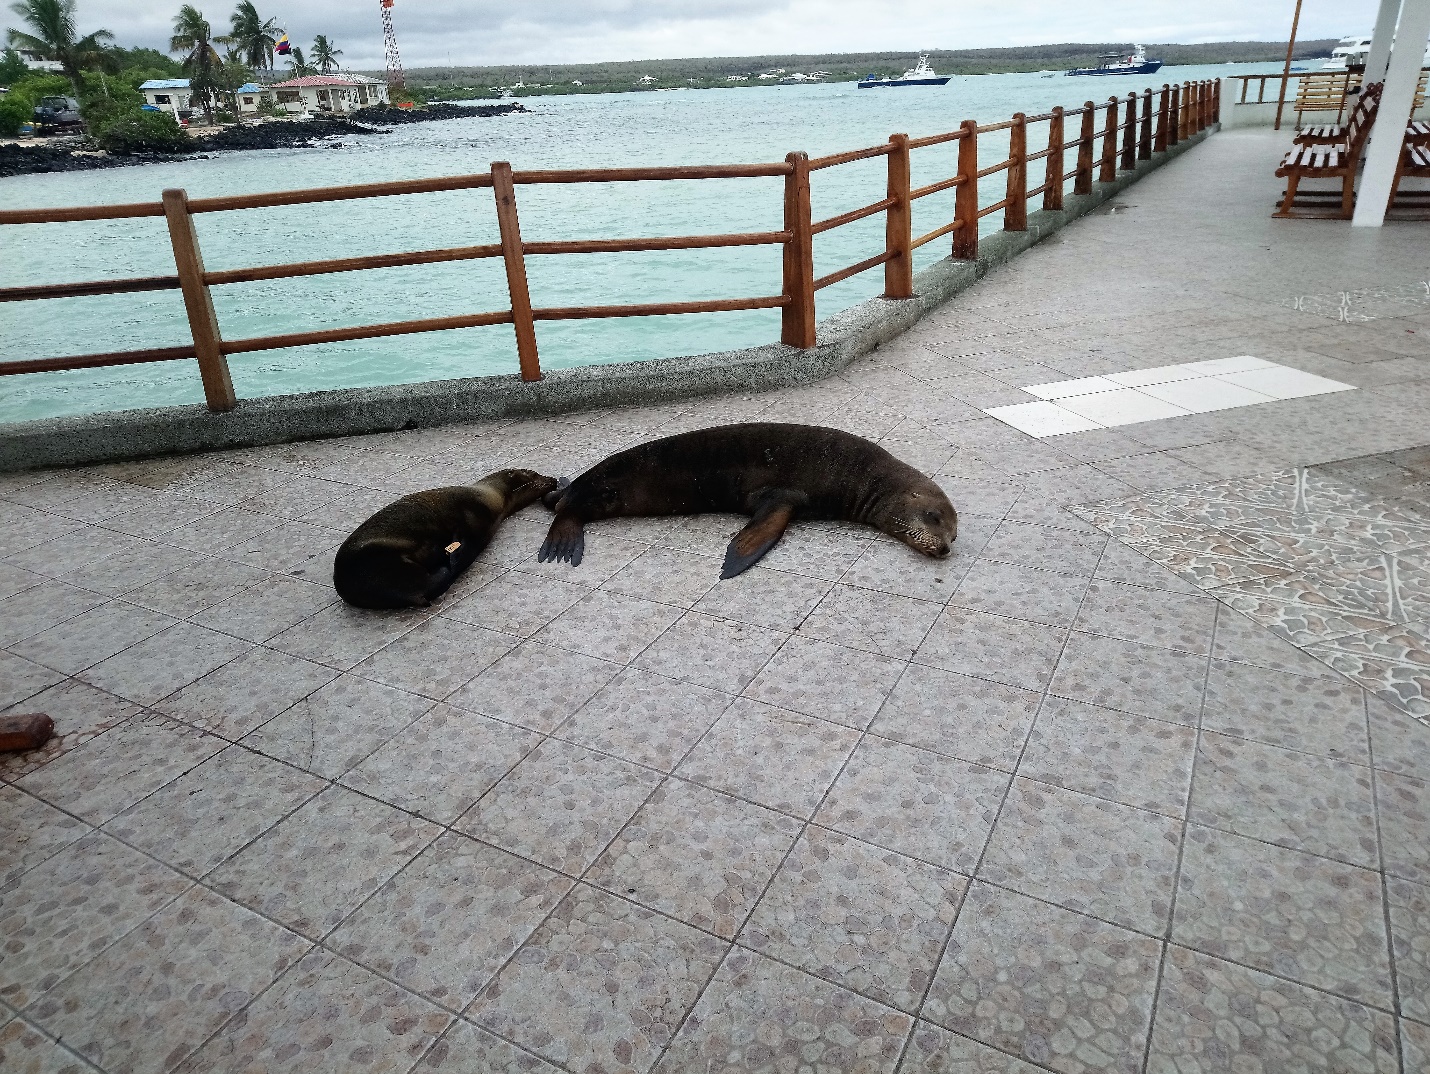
538, 512, 586, 566
721, 490, 806, 579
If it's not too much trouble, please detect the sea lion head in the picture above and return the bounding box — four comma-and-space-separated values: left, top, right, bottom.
477, 468, 560, 515
875, 476, 958, 559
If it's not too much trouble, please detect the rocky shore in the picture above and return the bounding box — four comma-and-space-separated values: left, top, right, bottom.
0, 101, 528, 179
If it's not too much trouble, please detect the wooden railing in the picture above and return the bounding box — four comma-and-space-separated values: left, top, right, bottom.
0, 79, 1219, 413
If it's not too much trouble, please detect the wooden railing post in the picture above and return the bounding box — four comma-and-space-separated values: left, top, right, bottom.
1180, 82, 1191, 140
883, 133, 913, 300
490, 162, 541, 381
1121, 92, 1137, 170
1139, 88, 1153, 159
781, 151, 816, 348
1155, 85, 1170, 152
952, 120, 979, 260
1043, 106, 1064, 211
1192, 82, 1201, 132
1169, 84, 1180, 145
161, 188, 235, 412
1099, 97, 1119, 182
1074, 102, 1095, 194
1004, 112, 1027, 231
1213, 79, 1221, 122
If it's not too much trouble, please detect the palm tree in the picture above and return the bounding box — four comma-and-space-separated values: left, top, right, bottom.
227, 0, 276, 71
6, 0, 114, 93
170, 5, 225, 122
310, 33, 339, 75
284, 44, 314, 77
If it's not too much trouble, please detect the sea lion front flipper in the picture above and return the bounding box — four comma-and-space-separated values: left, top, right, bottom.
541, 477, 571, 512
538, 512, 586, 566
721, 490, 807, 579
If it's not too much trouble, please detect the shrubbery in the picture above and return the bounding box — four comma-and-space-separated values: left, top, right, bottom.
0, 94, 32, 135
92, 109, 192, 153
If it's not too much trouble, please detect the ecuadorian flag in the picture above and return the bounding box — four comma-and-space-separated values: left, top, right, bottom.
275, 33, 291, 55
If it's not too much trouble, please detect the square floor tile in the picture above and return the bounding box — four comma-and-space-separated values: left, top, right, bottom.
797, 584, 943, 661
26, 885, 310, 1074
924, 882, 1161, 1074
742, 827, 966, 1012
267, 602, 430, 671
1074, 580, 1219, 655
208, 785, 439, 939
1201, 659, 1370, 763
980, 778, 1181, 935
1387, 876, 1430, 1022
79, 622, 252, 706
743, 636, 904, 730
984, 402, 1104, 438
1174, 825, 1391, 1006
191, 574, 339, 644
330, 832, 571, 1010
1182, 356, 1274, 375
1367, 699, 1430, 781
950, 559, 1090, 628
442, 572, 587, 638
693, 566, 832, 632
9, 601, 177, 676
446, 641, 621, 733
1218, 366, 1355, 400
0, 651, 64, 711
979, 522, 1107, 576
0, 1016, 95, 1073
536, 590, 682, 664
1210, 605, 1348, 679
122, 558, 268, 619
676, 697, 860, 818
0, 786, 88, 887
1050, 631, 1208, 726
870, 664, 1041, 771
1020, 696, 1196, 817
1190, 731, 1378, 867
0, 680, 142, 783
1139, 378, 1275, 414
1058, 389, 1192, 428
601, 546, 719, 607
468, 884, 726, 1074
589, 779, 800, 938
173, 948, 450, 1074
455, 739, 662, 875
1105, 364, 1204, 387
634, 610, 787, 694
1377, 772, 1430, 883
1145, 946, 1398, 1074
916, 606, 1066, 692
653, 949, 910, 1074
558, 667, 732, 771
816, 735, 1008, 873
350, 619, 516, 701
841, 535, 969, 604
1023, 376, 1124, 399
901, 1022, 1047, 1074
153, 646, 337, 741
417, 1021, 564, 1074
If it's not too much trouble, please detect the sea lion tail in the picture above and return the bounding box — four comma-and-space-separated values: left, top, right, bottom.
538, 512, 585, 566
541, 477, 571, 511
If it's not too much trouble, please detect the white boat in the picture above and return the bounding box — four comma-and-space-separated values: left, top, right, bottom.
858, 53, 951, 88
1322, 33, 1430, 71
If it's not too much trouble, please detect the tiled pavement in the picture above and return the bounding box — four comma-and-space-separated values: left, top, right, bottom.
2, 128, 1429, 1073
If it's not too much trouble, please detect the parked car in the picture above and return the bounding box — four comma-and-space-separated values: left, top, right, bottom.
33, 96, 82, 133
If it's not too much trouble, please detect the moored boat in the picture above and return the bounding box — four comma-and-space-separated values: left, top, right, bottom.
858, 53, 951, 88
1067, 44, 1163, 76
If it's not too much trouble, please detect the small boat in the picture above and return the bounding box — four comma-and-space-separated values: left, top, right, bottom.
858, 53, 951, 88
1067, 44, 1163, 76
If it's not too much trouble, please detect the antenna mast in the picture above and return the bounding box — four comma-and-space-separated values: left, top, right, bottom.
380, 0, 404, 90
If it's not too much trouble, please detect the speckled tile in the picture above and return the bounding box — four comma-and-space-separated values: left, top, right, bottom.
342, 705, 539, 824
0, 562, 43, 602
979, 522, 1107, 576
841, 537, 968, 604
980, 778, 1181, 935
948, 558, 1089, 628
676, 697, 860, 818
1019, 696, 1196, 817
756, 522, 874, 582
1092, 539, 1204, 594
241, 673, 434, 779
122, 558, 269, 619
1210, 604, 1348, 678
153, 647, 337, 740
816, 735, 1008, 872
416, 1020, 564, 1073
900, 1022, 1046, 1074
1190, 730, 1378, 867
1386, 876, 1430, 1022
173, 948, 450, 1074
1367, 699, 1430, 780
0, 832, 191, 1010
1377, 772, 1430, 883
0, 582, 109, 648
267, 601, 430, 671
456, 739, 662, 875
0, 651, 64, 711
589, 778, 798, 938
1145, 945, 1398, 1074
633, 610, 788, 694
208, 785, 439, 939
1049, 630, 1208, 726
79, 622, 252, 706
1402, 1020, 1430, 1074
26, 885, 310, 1074
468, 884, 726, 1074
191, 570, 339, 646
0, 1017, 96, 1074
330, 832, 571, 1009
870, 664, 1040, 771
797, 583, 943, 660
742, 826, 966, 1012
446, 640, 621, 733
351, 619, 517, 700
0, 787, 88, 887
692, 565, 833, 632
653, 948, 911, 1074
1073, 579, 1218, 655
105, 744, 323, 876
536, 589, 683, 664
601, 546, 720, 607
915, 606, 1066, 692
442, 572, 587, 638
1200, 659, 1369, 762
0, 680, 141, 783
558, 667, 732, 771
742, 636, 904, 730
1174, 826, 1392, 1005
924, 882, 1161, 1074
9, 601, 177, 676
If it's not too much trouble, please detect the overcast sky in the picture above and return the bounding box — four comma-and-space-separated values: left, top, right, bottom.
31, 0, 1382, 71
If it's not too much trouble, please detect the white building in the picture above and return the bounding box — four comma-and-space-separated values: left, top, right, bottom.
17, 49, 63, 73
268, 74, 389, 115
139, 78, 195, 115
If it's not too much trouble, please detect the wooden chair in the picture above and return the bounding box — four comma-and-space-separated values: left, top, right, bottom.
1293, 72, 1358, 127
1389, 141, 1430, 211
1275, 88, 1380, 218
1295, 82, 1381, 144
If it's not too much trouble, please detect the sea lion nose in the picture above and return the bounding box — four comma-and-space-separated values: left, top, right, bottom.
936, 543, 950, 557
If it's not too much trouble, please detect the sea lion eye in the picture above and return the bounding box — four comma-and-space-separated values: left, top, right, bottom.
924, 510, 941, 524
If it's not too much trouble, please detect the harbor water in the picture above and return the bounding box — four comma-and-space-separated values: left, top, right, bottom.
1, 62, 1273, 423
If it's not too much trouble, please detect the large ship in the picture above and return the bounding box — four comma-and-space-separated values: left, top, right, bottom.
858, 54, 951, 88
1321, 33, 1430, 71
1067, 44, 1163, 76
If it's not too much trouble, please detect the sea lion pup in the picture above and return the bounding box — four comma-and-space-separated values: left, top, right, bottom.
334, 469, 557, 608
538, 423, 957, 579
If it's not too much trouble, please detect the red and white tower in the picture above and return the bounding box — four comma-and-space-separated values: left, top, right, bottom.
380, 0, 404, 90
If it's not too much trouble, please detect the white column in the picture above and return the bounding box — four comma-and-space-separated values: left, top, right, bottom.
1352, 0, 1430, 226
1365, 0, 1403, 82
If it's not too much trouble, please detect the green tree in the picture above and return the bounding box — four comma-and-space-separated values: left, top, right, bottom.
227, 0, 276, 71
5, 0, 114, 93
169, 4, 224, 122
284, 43, 313, 77
310, 33, 339, 74
0, 44, 27, 81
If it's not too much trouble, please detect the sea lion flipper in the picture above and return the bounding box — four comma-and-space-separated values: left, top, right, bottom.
539, 513, 586, 566
721, 491, 805, 579
541, 477, 571, 512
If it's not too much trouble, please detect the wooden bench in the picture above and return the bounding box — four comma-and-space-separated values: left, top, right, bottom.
1293, 72, 1358, 127
1295, 83, 1381, 144
1390, 142, 1430, 211
1275, 88, 1380, 218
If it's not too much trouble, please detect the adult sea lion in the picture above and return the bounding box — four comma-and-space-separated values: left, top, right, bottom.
538, 423, 957, 578
334, 468, 557, 608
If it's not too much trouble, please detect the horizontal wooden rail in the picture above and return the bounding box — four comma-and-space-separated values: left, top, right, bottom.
222, 311, 515, 354
512, 163, 791, 183
813, 250, 892, 291
0, 201, 166, 225
910, 219, 964, 251
976, 161, 1013, 179
0, 274, 181, 302
1027, 181, 1052, 199
0, 344, 197, 376
187, 173, 498, 214
206, 244, 504, 286
533, 295, 789, 320
910, 174, 966, 200
976, 197, 1012, 218
524, 231, 791, 255
907, 130, 967, 149
811, 197, 897, 235
1025, 146, 1056, 163
808, 143, 895, 171
975, 119, 1018, 133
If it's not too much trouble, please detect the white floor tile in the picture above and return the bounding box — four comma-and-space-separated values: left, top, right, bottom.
1216, 367, 1356, 400
983, 401, 1105, 437
1023, 376, 1123, 400
1139, 378, 1276, 413
1105, 364, 1204, 387
1056, 388, 1192, 428
1181, 355, 1274, 375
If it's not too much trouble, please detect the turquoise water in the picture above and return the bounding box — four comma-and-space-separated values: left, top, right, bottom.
0, 62, 1275, 423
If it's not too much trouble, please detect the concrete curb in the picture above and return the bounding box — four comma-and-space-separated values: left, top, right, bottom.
0, 125, 1218, 472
